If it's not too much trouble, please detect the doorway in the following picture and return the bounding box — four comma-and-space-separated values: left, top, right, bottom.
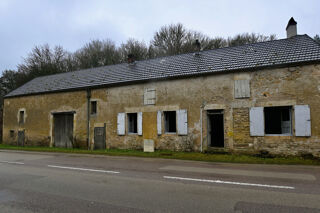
94, 126, 106, 150
53, 113, 74, 148
17, 130, 25, 146
207, 110, 224, 147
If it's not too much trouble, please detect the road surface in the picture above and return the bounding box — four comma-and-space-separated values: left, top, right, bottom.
0, 150, 319, 212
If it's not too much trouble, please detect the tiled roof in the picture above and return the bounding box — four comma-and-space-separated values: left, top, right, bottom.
6, 35, 320, 98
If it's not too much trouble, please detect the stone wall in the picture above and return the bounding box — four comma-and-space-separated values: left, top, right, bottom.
233, 108, 253, 150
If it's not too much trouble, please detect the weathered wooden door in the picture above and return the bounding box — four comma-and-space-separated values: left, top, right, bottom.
17, 130, 25, 146
94, 127, 106, 150
54, 114, 74, 148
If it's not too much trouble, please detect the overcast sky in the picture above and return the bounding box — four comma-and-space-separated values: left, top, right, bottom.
0, 0, 319, 72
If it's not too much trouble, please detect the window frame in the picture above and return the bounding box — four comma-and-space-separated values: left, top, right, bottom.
164, 111, 177, 134
10, 130, 14, 138
19, 110, 25, 125
90, 101, 97, 115
264, 106, 292, 136
127, 113, 138, 134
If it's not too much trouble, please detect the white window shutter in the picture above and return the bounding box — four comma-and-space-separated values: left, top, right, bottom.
177, 109, 188, 135
249, 107, 264, 136
295, 105, 311, 136
117, 113, 125, 135
138, 112, 143, 135
157, 111, 162, 135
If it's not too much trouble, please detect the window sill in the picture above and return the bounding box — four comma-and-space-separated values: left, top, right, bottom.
128, 133, 138, 135
265, 134, 292, 136
164, 132, 177, 135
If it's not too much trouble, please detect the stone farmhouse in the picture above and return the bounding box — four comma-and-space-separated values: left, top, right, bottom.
3, 18, 320, 156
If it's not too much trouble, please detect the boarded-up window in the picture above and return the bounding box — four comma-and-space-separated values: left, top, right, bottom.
249, 107, 264, 136
144, 88, 156, 105
295, 105, 311, 137
234, 80, 250, 98
177, 109, 188, 135
117, 113, 125, 135
19, 111, 25, 124
91, 101, 97, 115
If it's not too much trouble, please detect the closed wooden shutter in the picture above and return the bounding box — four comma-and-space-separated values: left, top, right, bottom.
234, 80, 250, 98
295, 105, 311, 136
117, 113, 125, 135
177, 109, 188, 135
249, 107, 264, 136
157, 111, 162, 135
138, 112, 143, 135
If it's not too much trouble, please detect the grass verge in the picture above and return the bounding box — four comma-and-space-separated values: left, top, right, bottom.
0, 144, 319, 165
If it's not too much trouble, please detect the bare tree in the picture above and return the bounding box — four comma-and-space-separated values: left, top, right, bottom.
17, 44, 70, 86
119, 38, 149, 62
73, 39, 120, 69
151, 23, 276, 57
151, 23, 187, 56
0, 70, 19, 95
227, 33, 277, 47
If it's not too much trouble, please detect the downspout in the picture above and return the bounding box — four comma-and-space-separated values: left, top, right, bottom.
200, 106, 203, 152
87, 89, 91, 150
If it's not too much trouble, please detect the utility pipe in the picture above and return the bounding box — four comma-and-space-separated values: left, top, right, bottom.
86, 89, 91, 150
200, 106, 203, 152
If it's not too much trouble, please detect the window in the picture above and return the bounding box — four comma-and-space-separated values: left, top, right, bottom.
10, 130, 14, 138
164, 111, 176, 133
127, 113, 138, 134
144, 88, 156, 105
234, 79, 250, 98
91, 101, 97, 115
264, 106, 292, 135
19, 111, 24, 124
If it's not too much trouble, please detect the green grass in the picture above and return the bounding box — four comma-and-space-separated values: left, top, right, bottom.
0, 144, 319, 165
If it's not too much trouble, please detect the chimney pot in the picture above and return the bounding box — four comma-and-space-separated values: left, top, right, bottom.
194, 39, 201, 52
127, 54, 135, 63
286, 17, 297, 38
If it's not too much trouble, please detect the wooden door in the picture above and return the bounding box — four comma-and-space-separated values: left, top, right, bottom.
17, 130, 25, 146
54, 114, 73, 148
94, 127, 106, 150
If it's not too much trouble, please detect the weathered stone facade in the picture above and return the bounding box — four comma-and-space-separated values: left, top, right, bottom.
3, 64, 320, 156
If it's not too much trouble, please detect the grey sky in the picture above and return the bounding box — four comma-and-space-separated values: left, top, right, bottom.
0, 0, 319, 72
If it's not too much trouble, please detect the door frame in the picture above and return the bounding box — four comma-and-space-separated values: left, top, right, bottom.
94, 123, 106, 150
52, 111, 75, 148
207, 109, 224, 148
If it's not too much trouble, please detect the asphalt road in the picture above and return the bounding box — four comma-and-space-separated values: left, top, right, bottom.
0, 150, 320, 213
